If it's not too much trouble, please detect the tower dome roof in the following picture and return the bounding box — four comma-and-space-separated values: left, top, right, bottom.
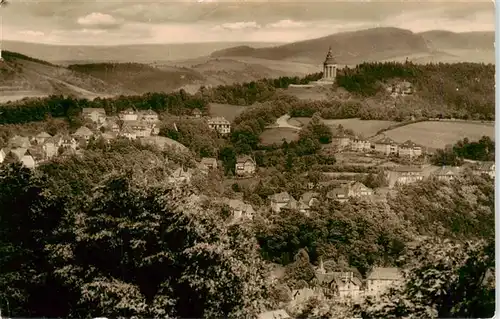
323, 46, 336, 65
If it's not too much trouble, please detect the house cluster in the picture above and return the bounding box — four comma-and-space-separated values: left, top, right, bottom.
386, 80, 414, 97
264, 261, 404, 318
0, 132, 85, 169
333, 135, 423, 158
267, 181, 374, 212
82, 107, 161, 140
385, 161, 495, 188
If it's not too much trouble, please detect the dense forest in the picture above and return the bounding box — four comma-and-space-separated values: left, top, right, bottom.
337, 62, 494, 120
431, 136, 494, 166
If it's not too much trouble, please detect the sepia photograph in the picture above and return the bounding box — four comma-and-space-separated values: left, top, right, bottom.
0, 0, 495, 318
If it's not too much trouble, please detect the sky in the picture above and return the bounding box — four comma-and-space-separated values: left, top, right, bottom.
1, 0, 496, 45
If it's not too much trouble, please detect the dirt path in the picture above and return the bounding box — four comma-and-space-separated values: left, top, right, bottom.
276, 114, 302, 130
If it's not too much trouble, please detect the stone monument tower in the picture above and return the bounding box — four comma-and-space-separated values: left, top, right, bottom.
322, 46, 337, 82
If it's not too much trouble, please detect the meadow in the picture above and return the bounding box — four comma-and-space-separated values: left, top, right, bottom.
289, 117, 397, 138
259, 127, 300, 145
383, 121, 495, 149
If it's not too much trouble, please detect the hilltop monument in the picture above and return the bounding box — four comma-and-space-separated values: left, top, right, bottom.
320, 46, 337, 83
290, 47, 337, 88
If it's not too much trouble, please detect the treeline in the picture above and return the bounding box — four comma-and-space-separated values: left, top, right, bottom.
432, 135, 494, 166
0, 91, 207, 126
337, 61, 495, 120
198, 73, 323, 106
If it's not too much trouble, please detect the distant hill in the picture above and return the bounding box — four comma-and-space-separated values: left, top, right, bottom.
3, 41, 284, 64
0, 50, 125, 103
210, 27, 495, 64
419, 30, 494, 51
67, 63, 205, 95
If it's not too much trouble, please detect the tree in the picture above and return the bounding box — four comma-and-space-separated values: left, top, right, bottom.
47, 173, 270, 318
360, 237, 495, 319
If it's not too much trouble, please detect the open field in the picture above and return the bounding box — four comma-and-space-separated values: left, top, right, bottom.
289, 117, 397, 137
209, 103, 248, 122
259, 127, 300, 145
384, 121, 495, 149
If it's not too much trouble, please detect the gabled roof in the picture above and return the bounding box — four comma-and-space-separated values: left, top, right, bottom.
392, 165, 423, 173
192, 108, 202, 114
73, 126, 94, 137
300, 192, 320, 204
268, 191, 294, 203
207, 116, 230, 125
28, 146, 45, 160
10, 147, 27, 160
82, 107, 106, 115
400, 140, 421, 149
44, 134, 63, 145
36, 131, 52, 139
349, 181, 372, 193
367, 267, 403, 281
236, 155, 255, 164
327, 186, 349, 199
200, 157, 217, 166
9, 135, 31, 148
375, 137, 397, 145
138, 109, 158, 116
433, 166, 461, 176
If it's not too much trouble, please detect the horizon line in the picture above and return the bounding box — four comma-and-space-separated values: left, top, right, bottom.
3, 27, 494, 47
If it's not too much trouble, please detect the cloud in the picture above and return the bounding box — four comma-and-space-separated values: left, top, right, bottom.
77, 12, 122, 29
217, 21, 261, 30
18, 30, 45, 37
267, 19, 307, 28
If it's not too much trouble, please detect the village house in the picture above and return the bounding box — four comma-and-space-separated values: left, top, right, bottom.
313, 259, 363, 301
8, 148, 36, 169
386, 166, 424, 188
366, 267, 403, 297
72, 126, 94, 141
105, 117, 121, 132
398, 140, 423, 157
331, 133, 352, 150
167, 167, 193, 184
137, 109, 159, 123
34, 132, 52, 145
43, 135, 63, 159
99, 132, 117, 143
373, 137, 398, 156
235, 155, 256, 177
119, 126, 138, 140
0, 148, 6, 163
327, 185, 349, 203
123, 121, 152, 138
432, 166, 462, 182
327, 182, 373, 202
207, 116, 231, 135
472, 161, 495, 179
61, 135, 78, 150
82, 108, 107, 124
268, 192, 296, 213
389, 81, 414, 97
119, 108, 138, 122
224, 198, 255, 222
350, 137, 372, 152
28, 146, 45, 165
299, 192, 321, 208
192, 108, 202, 118
199, 157, 218, 170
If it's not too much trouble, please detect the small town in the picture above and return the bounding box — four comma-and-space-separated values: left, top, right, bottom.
0, 1, 495, 319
